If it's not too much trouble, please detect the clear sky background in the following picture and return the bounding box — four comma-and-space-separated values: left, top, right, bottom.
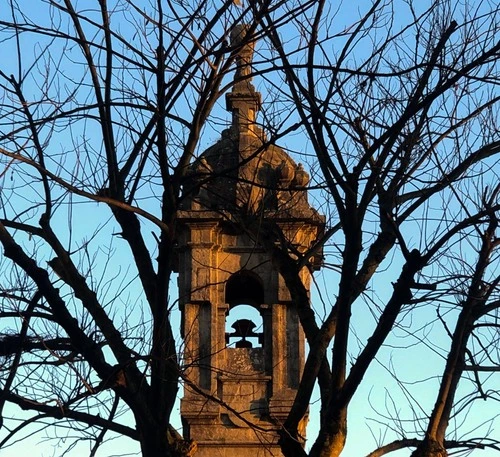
0, 1, 499, 456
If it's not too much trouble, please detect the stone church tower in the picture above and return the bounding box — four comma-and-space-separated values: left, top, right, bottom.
175, 25, 323, 457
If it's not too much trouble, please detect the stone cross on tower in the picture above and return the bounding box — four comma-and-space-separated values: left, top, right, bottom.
175, 24, 324, 457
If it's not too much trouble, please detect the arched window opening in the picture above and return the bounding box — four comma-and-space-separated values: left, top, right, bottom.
225, 304, 263, 348
225, 270, 264, 307
224, 270, 265, 348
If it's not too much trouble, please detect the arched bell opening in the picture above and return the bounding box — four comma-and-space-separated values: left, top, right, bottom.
225, 271, 265, 348
225, 270, 264, 306
225, 305, 263, 348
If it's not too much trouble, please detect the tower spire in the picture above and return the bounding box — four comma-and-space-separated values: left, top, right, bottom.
226, 24, 262, 136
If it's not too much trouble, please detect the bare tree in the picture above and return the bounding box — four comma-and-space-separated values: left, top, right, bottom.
247, 1, 500, 457
0, 1, 499, 457
0, 1, 315, 456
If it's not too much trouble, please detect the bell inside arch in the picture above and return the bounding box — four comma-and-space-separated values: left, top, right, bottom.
226, 318, 262, 348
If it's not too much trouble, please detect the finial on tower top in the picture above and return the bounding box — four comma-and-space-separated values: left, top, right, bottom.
227, 24, 261, 136
230, 24, 255, 86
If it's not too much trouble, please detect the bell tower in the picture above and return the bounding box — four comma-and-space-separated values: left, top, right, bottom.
175, 25, 324, 457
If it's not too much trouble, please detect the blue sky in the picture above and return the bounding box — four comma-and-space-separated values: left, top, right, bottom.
0, 1, 499, 456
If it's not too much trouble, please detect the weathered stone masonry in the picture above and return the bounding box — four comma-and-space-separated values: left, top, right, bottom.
175, 25, 324, 457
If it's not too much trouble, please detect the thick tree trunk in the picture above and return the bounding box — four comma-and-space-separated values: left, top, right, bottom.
316, 425, 346, 457
138, 423, 197, 457
309, 409, 347, 457
410, 439, 447, 457
278, 430, 309, 457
